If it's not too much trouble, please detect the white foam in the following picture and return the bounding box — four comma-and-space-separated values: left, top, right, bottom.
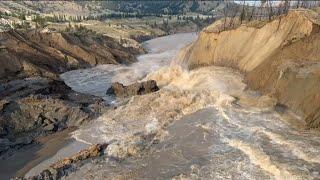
226, 139, 298, 180
60, 33, 197, 100
59, 33, 320, 179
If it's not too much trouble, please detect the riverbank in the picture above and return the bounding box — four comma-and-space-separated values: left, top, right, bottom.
57, 29, 320, 179
11, 30, 320, 179
2, 33, 196, 179
176, 9, 320, 130
0, 27, 142, 179
0, 128, 74, 179
49, 65, 320, 179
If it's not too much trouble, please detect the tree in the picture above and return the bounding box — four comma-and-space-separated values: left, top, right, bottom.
248, 1, 257, 21
22, 21, 31, 30
33, 14, 46, 28
229, 4, 239, 27
18, 13, 26, 20
296, 0, 301, 8
240, 4, 246, 24
222, 2, 229, 31
267, 0, 274, 21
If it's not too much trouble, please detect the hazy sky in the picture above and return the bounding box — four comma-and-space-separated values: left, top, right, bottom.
234, 1, 261, 6
234, 1, 281, 6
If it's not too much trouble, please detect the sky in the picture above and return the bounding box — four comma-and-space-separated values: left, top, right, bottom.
234, 1, 261, 6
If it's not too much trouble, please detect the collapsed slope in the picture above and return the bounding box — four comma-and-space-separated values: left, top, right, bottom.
175, 9, 320, 129
0, 28, 141, 164
0, 29, 139, 80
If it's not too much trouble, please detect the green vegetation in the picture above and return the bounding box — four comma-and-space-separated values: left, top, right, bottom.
0, 1, 219, 41
32, 14, 46, 28
12, 21, 31, 30
63, 23, 97, 36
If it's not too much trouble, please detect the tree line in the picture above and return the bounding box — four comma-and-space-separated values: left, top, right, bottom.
220, 0, 320, 31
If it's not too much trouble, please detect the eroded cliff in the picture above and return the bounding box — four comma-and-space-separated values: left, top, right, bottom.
0, 29, 141, 159
176, 9, 320, 129
0, 29, 140, 80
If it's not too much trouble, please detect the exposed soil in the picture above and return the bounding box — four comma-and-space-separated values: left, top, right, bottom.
0, 77, 108, 158
0, 27, 144, 178
0, 29, 141, 81
176, 9, 320, 129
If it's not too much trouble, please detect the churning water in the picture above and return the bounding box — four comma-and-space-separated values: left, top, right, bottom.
58, 33, 320, 180
60, 33, 197, 101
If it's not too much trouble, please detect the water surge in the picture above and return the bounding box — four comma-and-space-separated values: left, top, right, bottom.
53, 33, 320, 179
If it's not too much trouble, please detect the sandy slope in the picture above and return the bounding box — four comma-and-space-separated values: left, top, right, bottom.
175, 9, 320, 129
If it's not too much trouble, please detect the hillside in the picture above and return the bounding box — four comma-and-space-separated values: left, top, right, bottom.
0, 1, 223, 51
175, 9, 320, 129
0, 1, 223, 16
0, 29, 140, 81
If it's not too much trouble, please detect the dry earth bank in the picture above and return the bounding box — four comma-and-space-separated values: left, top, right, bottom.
0, 27, 143, 171
0, 29, 141, 80
176, 9, 320, 129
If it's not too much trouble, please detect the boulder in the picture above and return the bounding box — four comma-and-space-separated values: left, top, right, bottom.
107, 80, 159, 98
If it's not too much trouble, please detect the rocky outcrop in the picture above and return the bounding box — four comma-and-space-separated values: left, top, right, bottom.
0, 77, 107, 156
0, 20, 146, 178
129, 34, 155, 43
106, 80, 159, 98
176, 9, 320, 129
0, 29, 141, 80
15, 143, 108, 180
0, 28, 144, 151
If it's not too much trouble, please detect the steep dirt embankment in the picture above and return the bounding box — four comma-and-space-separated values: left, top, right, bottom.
0, 29, 140, 80
176, 9, 320, 129
0, 29, 142, 160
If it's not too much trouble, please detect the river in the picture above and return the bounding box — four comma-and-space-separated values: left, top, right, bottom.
30, 33, 320, 179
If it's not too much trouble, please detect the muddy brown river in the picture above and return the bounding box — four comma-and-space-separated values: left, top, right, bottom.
27, 33, 320, 179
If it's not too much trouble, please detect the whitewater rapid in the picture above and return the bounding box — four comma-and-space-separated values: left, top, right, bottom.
60, 33, 197, 101
58, 33, 319, 179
